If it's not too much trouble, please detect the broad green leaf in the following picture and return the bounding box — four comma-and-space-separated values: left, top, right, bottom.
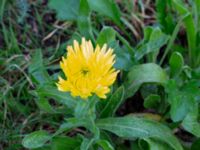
37, 85, 76, 109
144, 94, 161, 109
100, 86, 125, 118
135, 27, 169, 61
96, 140, 114, 150
22, 130, 51, 149
55, 118, 88, 136
166, 80, 199, 122
169, 52, 184, 77
125, 63, 168, 98
141, 138, 173, 150
109, 41, 134, 71
51, 136, 81, 150
78, 0, 93, 39
182, 104, 200, 137
55, 117, 99, 137
87, 0, 121, 26
96, 116, 183, 150
96, 27, 116, 46
48, 0, 80, 20
28, 49, 50, 85
80, 137, 95, 150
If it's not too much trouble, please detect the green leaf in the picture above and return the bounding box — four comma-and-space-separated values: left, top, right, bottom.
135, 27, 169, 61
96, 116, 183, 150
96, 140, 114, 150
125, 63, 168, 98
182, 104, 200, 137
22, 130, 51, 149
169, 52, 184, 77
51, 136, 81, 150
141, 138, 173, 150
96, 26, 116, 47
87, 0, 121, 26
144, 94, 161, 109
78, 0, 93, 39
74, 96, 98, 119
37, 85, 76, 109
35, 96, 55, 113
55, 118, 88, 136
109, 41, 135, 71
28, 49, 50, 85
194, 0, 200, 31
55, 117, 99, 137
156, 0, 175, 34
172, 0, 196, 66
159, 15, 183, 66
100, 86, 125, 118
48, 0, 80, 21
80, 137, 95, 150
166, 80, 199, 122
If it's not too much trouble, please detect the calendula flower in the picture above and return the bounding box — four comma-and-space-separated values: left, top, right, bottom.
56, 38, 119, 99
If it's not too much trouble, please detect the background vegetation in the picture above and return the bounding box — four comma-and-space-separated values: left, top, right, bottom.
1, 0, 200, 150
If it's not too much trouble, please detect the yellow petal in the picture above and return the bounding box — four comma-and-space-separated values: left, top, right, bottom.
56, 37, 119, 99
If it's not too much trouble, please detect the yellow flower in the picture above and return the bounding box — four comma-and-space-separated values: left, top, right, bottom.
56, 38, 119, 99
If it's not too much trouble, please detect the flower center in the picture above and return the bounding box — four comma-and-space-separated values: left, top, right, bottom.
81, 68, 89, 76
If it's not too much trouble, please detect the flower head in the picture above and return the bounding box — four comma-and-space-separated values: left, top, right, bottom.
57, 38, 119, 99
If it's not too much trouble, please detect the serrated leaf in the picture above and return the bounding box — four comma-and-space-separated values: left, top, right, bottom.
96, 116, 183, 150
22, 131, 51, 149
